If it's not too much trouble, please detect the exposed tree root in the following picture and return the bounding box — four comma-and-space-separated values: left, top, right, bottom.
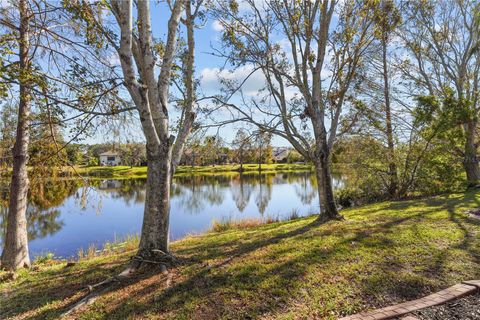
86, 277, 119, 293
60, 285, 109, 318
60, 271, 125, 318
144, 249, 183, 265
316, 213, 344, 224
117, 259, 142, 278
60, 251, 178, 318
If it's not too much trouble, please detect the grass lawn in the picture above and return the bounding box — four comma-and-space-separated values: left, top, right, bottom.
1, 190, 480, 319
72, 163, 313, 179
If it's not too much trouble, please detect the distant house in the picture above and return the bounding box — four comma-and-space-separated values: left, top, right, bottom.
99, 150, 121, 166
272, 147, 290, 163
99, 180, 122, 190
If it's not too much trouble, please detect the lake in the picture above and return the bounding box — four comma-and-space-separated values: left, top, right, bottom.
0, 171, 344, 259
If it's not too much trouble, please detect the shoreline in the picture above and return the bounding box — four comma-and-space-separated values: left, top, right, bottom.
75, 163, 314, 179
2, 189, 480, 319
0, 163, 315, 180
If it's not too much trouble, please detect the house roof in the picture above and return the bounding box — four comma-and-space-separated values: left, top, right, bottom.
99, 150, 120, 157
273, 148, 289, 160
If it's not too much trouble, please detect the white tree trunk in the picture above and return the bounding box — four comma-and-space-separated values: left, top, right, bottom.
137, 143, 172, 256
111, 0, 185, 257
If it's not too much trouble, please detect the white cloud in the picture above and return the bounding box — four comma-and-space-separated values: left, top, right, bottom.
211, 20, 224, 32
0, 0, 13, 10
200, 65, 266, 96
106, 52, 121, 67
237, 0, 268, 11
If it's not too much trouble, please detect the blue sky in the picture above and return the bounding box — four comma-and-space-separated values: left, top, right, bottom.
108, 1, 294, 147
0, 0, 317, 148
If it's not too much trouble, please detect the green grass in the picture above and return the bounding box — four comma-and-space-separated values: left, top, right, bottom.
1, 190, 480, 319
72, 163, 313, 179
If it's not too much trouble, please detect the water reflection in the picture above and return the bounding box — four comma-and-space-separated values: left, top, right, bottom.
106, 179, 146, 205
174, 176, 227, 213
0, 171, 342, 258
255, 175, 272, 215
294, 173, 318, 205
1, 179, 81, 243
231, 176, 253, 212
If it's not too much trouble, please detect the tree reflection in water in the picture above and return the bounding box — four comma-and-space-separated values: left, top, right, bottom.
173, 173, 315, 215
231, 175, 253, 212
173, 175, 228, 213
97, 179, 147, 205
1, 179, 81, 245
1, 171, 341, 256
254, 174, 273, 215
294, 172, 318, 205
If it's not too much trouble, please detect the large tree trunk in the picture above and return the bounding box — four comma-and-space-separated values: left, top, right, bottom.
464, 120, 480, 187
1, 0, 31, 270
107, 0, 185, 266
314, 142, 342, 222
137, 144, 172, 257
1, 114, 31, 269
382, 34, 398, 197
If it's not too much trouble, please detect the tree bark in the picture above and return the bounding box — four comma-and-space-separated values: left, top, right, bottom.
464, 120, 480, 187
382, 34, 398, 197
137, 143, 172, 257
171, 0, 196, 173
314, 142, 342, 222
110, 0, 184, 259
1, 0, 31, 270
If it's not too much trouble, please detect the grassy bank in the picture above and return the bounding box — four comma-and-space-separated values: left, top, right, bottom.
2, 190, 480, 319
71, 163, 313, 179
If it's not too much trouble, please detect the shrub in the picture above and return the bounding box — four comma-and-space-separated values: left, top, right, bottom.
335, 187, 360, 208
34, 252, 55, 264
210, 216, 279, 232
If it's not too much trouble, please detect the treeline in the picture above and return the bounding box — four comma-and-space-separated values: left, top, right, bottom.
63, 143, 147, 167
0, 106, 148, 168
0, 100, 300, 168
181, 131, 304, 167
3, 133, 303, 168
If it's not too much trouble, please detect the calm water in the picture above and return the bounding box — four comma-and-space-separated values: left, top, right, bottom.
0, 172, 343, 258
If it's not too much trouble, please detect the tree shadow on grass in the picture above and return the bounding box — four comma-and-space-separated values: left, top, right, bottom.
444, 197, 480, 266
113, 192, 479, 318
2, 219, 325, 320
0, 259, 135, 319
356, 192, 480, 311
5, 191, 480, 319
66, 203, 462, 319
98, 232, 341, 318
96, 212, 444, 319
